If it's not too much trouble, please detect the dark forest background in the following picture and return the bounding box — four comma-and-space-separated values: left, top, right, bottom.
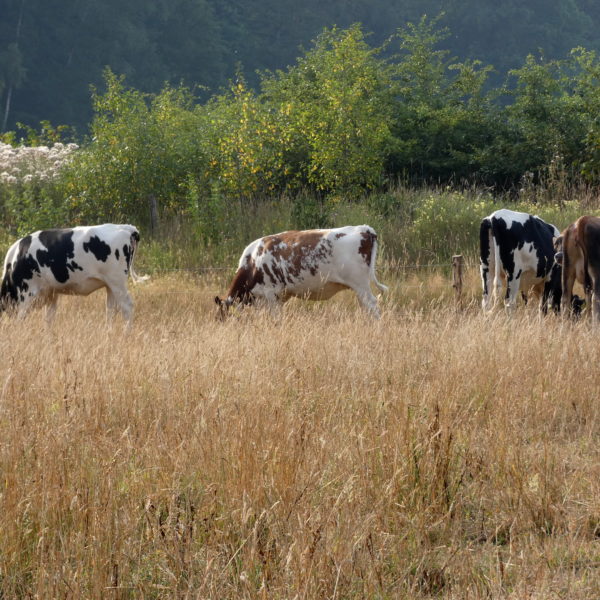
2, 0, 600, 132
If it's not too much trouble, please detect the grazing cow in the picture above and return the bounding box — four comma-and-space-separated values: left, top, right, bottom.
554, 215, 600, 322
0, 224, 147, 321
215, 225, 388, 319
480, 209, 562, 313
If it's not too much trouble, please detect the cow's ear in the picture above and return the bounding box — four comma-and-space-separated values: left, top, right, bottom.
214, 296, 223, 306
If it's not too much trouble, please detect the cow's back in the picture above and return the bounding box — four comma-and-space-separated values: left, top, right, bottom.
253, 226, 372, 290
489, 209, 557, 280
35, 225, 135, 286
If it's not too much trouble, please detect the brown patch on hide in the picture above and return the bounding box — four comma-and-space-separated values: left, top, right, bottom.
358, 230, 376, 266
224, 258, 263, 304
261, 231, 332, 277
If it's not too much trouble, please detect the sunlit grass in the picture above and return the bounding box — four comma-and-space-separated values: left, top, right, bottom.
0, 272, 598, 598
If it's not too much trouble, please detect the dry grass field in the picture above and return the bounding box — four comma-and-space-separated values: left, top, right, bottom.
0, 270, 599, 599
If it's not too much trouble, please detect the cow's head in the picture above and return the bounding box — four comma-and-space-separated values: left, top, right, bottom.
553, 235, 564, 265
214, 296, 232, 321
214, 292, 256, 320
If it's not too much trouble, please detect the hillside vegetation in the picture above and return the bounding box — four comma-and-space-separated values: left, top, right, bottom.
2, 18, 600, 256
2, 0, 600, 131
1, 7, 599, 599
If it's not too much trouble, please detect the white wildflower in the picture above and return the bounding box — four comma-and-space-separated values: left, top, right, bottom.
0, 173, 18, 185
0, 141, 78, 185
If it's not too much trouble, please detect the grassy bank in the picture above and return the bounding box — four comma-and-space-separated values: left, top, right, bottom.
0, 274, 598, 598
0, 185, 597, 276
135, 187, 598, 276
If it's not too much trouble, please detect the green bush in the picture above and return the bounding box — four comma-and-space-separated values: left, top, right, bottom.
261, 24, 393, 194
186, 177, 227, 247
64, 70, 208, 225
1, 181, 70, 235
291, 192, 333, 230
405, 190, 496, 261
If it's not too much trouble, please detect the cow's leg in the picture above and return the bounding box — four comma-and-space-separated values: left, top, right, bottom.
116, 291, 134, 323
492, 272, 504, 311
539, 283, 551, 316
590, 272, 600, 325
481, 264, 493, 312
250, 289, 285, 316
480, 218, 494, 312
504, 275, 521, 313
593, 290, 600, 325
105, 287, 119, 319
561, 268, 576, 319
262, 293, 284, 317
354, 287, 381, 319
15, 290, 39, 319
106, 283, 133, 323
44, 295, 58, 323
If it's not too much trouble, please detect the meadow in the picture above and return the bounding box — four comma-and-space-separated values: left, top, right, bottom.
3, 22, 600, 595
0, 268, 598, 599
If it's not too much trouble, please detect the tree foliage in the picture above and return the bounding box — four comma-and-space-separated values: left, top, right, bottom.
64, 70, 206, 223
262, 25, 393, 193
3, 18, 600, 232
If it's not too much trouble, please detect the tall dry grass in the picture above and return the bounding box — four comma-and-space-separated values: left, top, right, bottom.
0, 273, 599, 598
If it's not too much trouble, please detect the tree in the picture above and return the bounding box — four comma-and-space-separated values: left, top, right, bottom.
387, 16, 497, 182
261, 25, 393, 193
65, 70, 206, 223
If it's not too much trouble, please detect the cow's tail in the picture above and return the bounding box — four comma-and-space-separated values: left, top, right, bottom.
369, 231, 389, 294
129, 228, 150, 284
480, 217, 495, 310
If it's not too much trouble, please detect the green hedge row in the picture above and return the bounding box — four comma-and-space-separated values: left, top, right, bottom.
1, 19, 600, 245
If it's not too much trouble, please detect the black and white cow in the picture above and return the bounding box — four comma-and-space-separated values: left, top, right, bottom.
215, 225, 388, 318
480, 209, 562, 313
0, 224, 147, 321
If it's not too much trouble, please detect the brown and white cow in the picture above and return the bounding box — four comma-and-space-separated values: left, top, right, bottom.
554, 215, 600, 322
214, 225, 388, 319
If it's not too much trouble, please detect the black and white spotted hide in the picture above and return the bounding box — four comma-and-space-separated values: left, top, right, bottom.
479, 209, 561, 313
0, 224, 147, 321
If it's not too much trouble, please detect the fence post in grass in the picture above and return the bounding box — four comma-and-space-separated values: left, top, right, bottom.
452, 254, 464, 310
149, 194, 159, 235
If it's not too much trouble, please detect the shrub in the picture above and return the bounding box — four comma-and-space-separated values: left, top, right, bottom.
406, 190, 497, 261
64, 70, 207, 225
261, 25, 393, 194
291, 191, 333, 230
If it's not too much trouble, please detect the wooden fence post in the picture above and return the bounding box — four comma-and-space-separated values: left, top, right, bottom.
452, 254, 464, 310
149, 195, 159, 235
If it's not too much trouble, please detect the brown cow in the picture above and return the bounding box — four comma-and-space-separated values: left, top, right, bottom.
554, 215, 600, 321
